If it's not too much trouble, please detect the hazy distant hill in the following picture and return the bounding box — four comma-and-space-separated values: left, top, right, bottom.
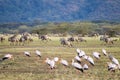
0, 0, 120, 23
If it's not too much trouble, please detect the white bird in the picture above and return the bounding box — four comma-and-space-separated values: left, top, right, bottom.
60, 58, 69, 66
87, 56, 94, 66
35, 50, 41, 57
108, 55, 119, 65
76, 48, 81, 54
4, 54, 12, 59
107, 62, 118, 72
76, 48, 86, 57
24, 51, 31, 57
78, 50, 86, 58
108, 54, 113, 60
45, 58, 56, 69
112, 57, 119, 65
49, 59, 56, 69
72, 59, 83, 72
93, 52, 101, 59
83, 64, 89, 70
45, 58, 51, 66
102, 49, 107, 56
74, 55, 81, 63
0, 54, 13, 61
83, 55, 88, 60
54, 57, 59, 62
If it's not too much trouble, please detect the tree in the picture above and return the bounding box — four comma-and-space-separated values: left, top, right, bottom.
18, 25, 30, 33
107, 30, 116, 37
32, 28, 49, 35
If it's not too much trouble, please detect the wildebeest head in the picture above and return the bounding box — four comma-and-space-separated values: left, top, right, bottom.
67, 37, 75, 42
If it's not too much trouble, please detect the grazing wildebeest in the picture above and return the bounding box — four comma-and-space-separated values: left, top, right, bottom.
104, 38, 114, 44
60, 38, 73, 47
39, 35, 51, 41
19, 36, 26, 45
8, 34, 19, 45
23, 35, 33, 42
19, 33, 33, 45
0, 36, 5, 43
100, 36, 117, 44
77, 37, 87, 42
67, 37, 75, 42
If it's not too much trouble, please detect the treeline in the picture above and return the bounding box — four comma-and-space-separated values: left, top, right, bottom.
0, 21, 120, 37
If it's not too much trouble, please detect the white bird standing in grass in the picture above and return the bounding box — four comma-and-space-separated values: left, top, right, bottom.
79, 50, 86, 57
50, 59, 56, 69
76, 48, 86, 57
74, 55, 81, 63
102, 49, 108, 56
45, 58, 56, 69
45, 58, 51, 66
108, 54, 120, 71
0, 54, 13, 61
83, 55, 88, 60
109, 55, 119, 65
76, 48, 80, 54
111, 57, 119, 66
72, 59, 83, 72
87, 56, 94, 66
35, 50, 41, 58
93, 52, 101, 59
24, 51, 31, 57
107, 62, 118, 72
83, 64, 89, 70
60, 58, 69, 67
54, 57, 59, 62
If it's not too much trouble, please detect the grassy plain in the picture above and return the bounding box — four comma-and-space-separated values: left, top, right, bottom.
0, 36, 120, 80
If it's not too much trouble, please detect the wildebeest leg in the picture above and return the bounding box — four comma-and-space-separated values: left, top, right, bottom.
22, 42, 25, 46
19, 42, 21, 46
10, 42, 14, 46
9, 42, 12, 46
111, 41, 114, 44
15, 42, 18, 46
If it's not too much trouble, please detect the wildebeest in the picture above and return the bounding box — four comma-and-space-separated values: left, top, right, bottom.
39, 35, 51, 41
19, 33, 33, 45
100, 36, 117, 44
8, 32, 33, 46
60, 38, 73, 47
8, 34, 19, 45
0, 36, 5, 43
67, 36, 87, 43
19, 36, 26, 45
67, 37, 75, 42
77, 37, 87, 42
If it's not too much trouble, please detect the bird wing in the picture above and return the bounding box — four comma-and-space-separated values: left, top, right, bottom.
73, 63, 82, 69
88, 57, 94, 64
112, 58, 119, 65
93, 52, 100, 59
75, 56, 81, 61
36, 50, 41, 55
102, 49, 107, 55
62, 60, 68, 66
83, 64, 88, 69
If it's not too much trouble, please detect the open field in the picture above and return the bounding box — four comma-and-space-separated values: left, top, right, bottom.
0, 37, 120, 80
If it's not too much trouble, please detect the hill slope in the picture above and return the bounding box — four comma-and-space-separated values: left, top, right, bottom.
0, 0, 120, 23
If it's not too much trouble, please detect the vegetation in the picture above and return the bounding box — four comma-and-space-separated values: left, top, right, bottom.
0, 21, 120, 37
